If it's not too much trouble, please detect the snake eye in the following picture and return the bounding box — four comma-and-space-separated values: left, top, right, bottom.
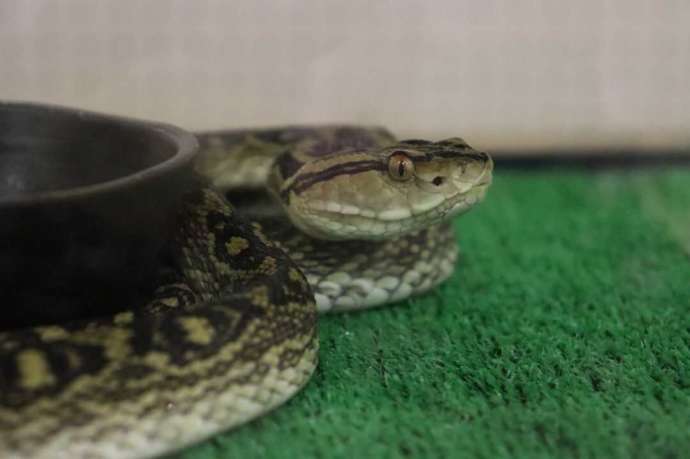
388, 152, 415, 181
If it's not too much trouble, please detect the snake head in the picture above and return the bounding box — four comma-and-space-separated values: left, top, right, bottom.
269, 137, 493, 240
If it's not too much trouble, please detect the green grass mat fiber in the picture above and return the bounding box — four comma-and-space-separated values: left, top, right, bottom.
177, 170, 690, 459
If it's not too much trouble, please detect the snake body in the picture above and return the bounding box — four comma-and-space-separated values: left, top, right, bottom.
0, 126, 492, 458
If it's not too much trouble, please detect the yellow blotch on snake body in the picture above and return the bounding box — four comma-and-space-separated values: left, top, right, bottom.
258, 256, 277, 275
114, 311, 134, 325
36, 326, 69, 342
178, 317, 215, 345
64, 350, 82, 371
226, 237, 249, 255
103, 328, 134, 361
143, 351, 171, 368
17, 349, 56, 390
249, 285, 270, 308
288, 267, 303, 282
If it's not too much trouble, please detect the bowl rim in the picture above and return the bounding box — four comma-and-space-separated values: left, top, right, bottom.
0, 101, 199, 207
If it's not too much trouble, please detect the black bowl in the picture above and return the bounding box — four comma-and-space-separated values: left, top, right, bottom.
0, 102, 199, 328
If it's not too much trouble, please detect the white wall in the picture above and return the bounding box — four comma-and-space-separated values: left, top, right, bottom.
1, 1, 689, 150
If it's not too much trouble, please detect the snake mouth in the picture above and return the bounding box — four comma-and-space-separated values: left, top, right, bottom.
299, 179, 489, 240
442, 180, 489, 217
473, 155, 494, 187
475, 170, 492, 188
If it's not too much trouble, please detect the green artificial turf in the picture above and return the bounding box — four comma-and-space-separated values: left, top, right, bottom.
175, 169, 690, 459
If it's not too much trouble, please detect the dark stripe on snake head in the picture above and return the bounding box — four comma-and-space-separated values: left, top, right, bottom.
435, 150, 489, 161
281, 160, 386, 200
402, 150, 489, 162
399, 139, 432, 146
276, 151, 304, 180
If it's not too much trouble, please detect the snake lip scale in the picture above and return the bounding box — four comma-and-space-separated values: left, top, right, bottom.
0, 126, 492, 459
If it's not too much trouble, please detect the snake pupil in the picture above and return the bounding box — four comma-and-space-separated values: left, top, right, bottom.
388, 152, 414, 181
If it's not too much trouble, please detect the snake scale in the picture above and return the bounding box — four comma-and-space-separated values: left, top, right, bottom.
0, 126, 492, 458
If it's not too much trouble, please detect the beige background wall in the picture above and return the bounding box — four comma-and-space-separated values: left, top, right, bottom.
1, 0, 689, 150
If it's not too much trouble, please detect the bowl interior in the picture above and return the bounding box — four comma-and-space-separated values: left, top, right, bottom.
0, 105, 181, 197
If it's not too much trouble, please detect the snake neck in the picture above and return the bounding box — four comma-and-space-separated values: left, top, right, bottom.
254, 213, 458, 312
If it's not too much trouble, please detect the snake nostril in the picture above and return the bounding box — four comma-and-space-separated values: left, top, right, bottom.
432, 176, 444, 186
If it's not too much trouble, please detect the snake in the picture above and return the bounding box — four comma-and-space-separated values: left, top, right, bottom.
0, 126, 492, 458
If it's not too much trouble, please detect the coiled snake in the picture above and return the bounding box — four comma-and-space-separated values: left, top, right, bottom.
0, 126, 492, 458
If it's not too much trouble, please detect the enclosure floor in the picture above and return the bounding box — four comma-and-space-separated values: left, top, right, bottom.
175, 169, 690, 459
